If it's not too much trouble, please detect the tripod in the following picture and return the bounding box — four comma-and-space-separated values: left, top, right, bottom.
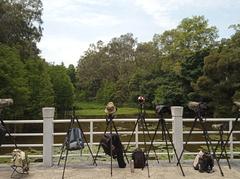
217, 101, 240, 165
0, 109, 17, 148
147, 105, 185, 176
125, 102, 159, 178
212, 124, 231, 169
58, 111, 96, 179
94, 113, 128, 176
177, 102, 224, 176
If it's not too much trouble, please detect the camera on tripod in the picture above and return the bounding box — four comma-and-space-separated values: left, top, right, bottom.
155, 105, 170, 116
188, 101, 207, 112
0, 99, 13, 109
137, 96, 145, 104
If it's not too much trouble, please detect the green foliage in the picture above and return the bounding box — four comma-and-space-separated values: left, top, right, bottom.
49, 65, 74, 113
0, 0, 43, 59
96, 81, 116, 102
153, 75, 185, 106
0, 44, 29, 116
25, 58, 54, 118
195, 30, 240, 117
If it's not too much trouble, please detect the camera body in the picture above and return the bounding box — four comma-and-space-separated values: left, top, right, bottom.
155, 105, 170, 116
188, 101, 207, 112
137, 96, 145, 104
0, 99, 13, 109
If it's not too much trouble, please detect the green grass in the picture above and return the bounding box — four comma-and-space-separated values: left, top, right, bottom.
74, 101, 155, 118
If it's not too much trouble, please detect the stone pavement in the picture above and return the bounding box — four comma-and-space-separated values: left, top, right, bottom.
1, 161, 240, 179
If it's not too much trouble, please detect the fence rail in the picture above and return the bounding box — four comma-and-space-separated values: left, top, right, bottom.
0, 107, 240, 167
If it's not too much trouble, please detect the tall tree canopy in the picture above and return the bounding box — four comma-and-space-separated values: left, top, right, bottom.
0, 0, 43, 59
194, 29, 240, 117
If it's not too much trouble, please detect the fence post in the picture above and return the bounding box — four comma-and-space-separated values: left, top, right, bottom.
136, 122, 139, 148
90, 121, 93, 149
42, 107, 55, 167
171, 106, 183, 162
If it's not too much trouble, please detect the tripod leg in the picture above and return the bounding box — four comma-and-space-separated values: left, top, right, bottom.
76, 119, 97, 165
161, 119, 171, 163
213, 132, 221, 154
177, 117, 198, 165
58, 141, 66, 166
140, 119, 150, 178
163, 119, 185, 176
125, 120, 139, 154
218, 114, 239, 162
110, 120, 113, 176
0, 119, 17, 148
143, 119, 159, 163
112, 122, 129, 163
58, 118, 74, 166
94, 122, 109, 165
62, 148, 69, 179
220, 130, 231, 169
199, 119, 224, 176
146, 119, 161, 162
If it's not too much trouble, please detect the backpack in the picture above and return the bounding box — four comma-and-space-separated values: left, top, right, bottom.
67, 128, 84, 150
11, 149, 29, 172
193, 151, 214, 173
100, 134, 126, 168
132, 148, 146, 169
0, 123, 7, 146
101, 134, 119, 158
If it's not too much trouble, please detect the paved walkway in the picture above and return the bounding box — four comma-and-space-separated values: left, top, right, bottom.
1, 161, 240, 179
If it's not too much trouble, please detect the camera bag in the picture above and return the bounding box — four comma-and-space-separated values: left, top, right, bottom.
100, 133, 126, 168
132, 148, 146, 169
193, 151, 214, 173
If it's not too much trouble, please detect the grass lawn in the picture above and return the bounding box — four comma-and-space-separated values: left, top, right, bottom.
74, 101, 155, 118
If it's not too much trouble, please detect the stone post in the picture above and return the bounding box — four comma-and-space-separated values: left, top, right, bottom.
171, 106, 183, 162
42, 107, 55, 167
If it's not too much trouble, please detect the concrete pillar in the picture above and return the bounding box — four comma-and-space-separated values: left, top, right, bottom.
42, 107, 55, 167
171, 106, 183, 161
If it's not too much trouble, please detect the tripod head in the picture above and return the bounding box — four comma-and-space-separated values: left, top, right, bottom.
0, 99, 13, 113
188, 101, 207, 117
137, 96, 146, 119
155, 105, 170, 119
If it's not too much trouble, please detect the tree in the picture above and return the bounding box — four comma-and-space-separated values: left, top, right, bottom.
25, 58, 54, 118
0, 0, 43, 59
153, 16, 218, 73
76, 34, 137, 101
0, 44, 29, 116
194, 29, 240, 117
67, 64, 76, 87
49, 65, 74, 114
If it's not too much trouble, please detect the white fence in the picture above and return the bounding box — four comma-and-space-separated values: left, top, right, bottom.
1, 107, 240, 167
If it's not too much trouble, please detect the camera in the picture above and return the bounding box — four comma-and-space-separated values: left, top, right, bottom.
155, 105, 170, 115
234, 101, 240, 111
188, 101, 207, 112
0, 98, 13, 109
137, 96, 145, 104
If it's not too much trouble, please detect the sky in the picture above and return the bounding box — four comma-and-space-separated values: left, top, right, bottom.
37, 0, 240, 67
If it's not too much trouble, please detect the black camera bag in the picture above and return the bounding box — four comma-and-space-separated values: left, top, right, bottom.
198, 152, 214, 173
132, 148, 146, 169
100, 133, 126, 168
0, 123, 7, 146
